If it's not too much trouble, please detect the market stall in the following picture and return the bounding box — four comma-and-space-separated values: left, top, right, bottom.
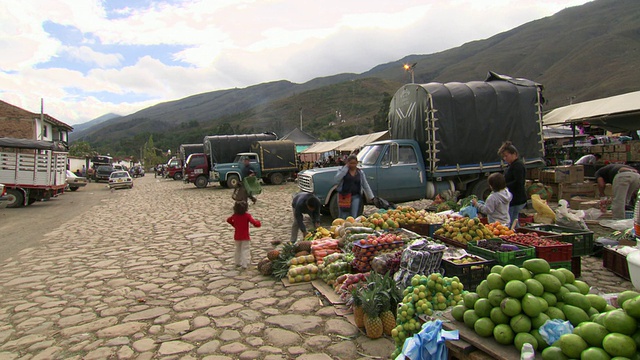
255, 197, 639, 359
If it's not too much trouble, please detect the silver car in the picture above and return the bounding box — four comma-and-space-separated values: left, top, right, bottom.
108, 171, 133, 190
66, 170, 88, 191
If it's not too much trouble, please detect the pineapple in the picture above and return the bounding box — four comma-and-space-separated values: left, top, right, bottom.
295, 241, 312, 253
351, 287, 365, 328
361, 286, 383, 339
271, 242, 297, 279
379, 292, 396, 336
267, 249, 280, 261
257, 258, 272, 276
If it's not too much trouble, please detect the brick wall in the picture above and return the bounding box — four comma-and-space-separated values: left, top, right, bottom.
0, 117, 35, 139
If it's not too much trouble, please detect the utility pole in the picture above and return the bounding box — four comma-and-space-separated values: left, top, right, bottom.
299, 108, 303, 131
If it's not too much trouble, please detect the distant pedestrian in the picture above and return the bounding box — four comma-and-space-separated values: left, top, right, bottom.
227, 201, 261, 270
240, 157, 258, 204
334, 154, 375, 219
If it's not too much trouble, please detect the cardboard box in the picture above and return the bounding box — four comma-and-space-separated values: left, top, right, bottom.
569, 196, 600, 210
526, 168, 541, 181
555, 165, 584, 184
604, 145, 616, 153
540, 170, 557, 184
557, 181, 597, 201
615, 144, 629, 153
591, 145, 603, 154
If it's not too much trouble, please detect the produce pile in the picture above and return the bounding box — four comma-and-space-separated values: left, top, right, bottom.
450, 258, 640, 359
433, 217, 495, 245
390, 272, 467, 358
499, 232, 567, 247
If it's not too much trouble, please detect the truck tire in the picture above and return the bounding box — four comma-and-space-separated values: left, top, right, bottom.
270, 172, 284, 185
69, 186, 79, 191
173, 172, 183, 181
195, 176, 208, 188
5, 189, 24, 208
329, 193, 364, 220
470, 178, 492, 200
227, 174, 240, 188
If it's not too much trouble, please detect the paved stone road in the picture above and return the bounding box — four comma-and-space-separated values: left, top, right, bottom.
0, 176, 635, 360
0, 176, 394, 360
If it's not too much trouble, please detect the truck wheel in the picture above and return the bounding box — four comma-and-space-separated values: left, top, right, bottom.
270, 172, 284, 185
69, 186, 79, 192
5, 189, 24, 208
195, 176, 208, 188
470, 178, 492, 200
227, 174, 240, 188
173, 172, 183, 181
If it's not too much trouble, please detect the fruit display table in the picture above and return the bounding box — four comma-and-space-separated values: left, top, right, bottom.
442, 312, 543, 360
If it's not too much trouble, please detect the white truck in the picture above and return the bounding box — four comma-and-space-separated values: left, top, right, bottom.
0, 138, 68, 208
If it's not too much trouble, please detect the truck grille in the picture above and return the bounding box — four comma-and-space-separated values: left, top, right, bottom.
297, 173, 313, 192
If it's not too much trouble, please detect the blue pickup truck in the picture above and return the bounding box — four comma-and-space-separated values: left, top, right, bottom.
297, 72, 546, 218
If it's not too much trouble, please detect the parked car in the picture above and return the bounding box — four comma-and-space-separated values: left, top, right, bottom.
95, 165, 115, 182
108, 171, 133, 190
65, 170, 88, 191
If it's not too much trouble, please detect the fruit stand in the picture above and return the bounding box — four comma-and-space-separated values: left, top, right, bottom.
254, 203, 640, 360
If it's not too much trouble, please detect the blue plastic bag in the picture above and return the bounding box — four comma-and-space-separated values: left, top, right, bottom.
459, 205, 478, 219
539, 319, 574, 345
396, 319, 459, 360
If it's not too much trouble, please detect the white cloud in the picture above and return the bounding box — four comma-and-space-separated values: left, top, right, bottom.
0, 0, 594, 125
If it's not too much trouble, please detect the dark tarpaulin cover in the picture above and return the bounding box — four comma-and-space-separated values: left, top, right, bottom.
203, 133, 277, 164
250, 140, 298, 170
0, 137, 58, 150
388, 72, 543, 170
179, 143, 204, 162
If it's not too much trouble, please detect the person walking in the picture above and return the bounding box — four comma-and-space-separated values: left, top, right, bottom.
595, 164, 640, 219
472, 173, 513, 225
498, 141, 527, 228
240, 157, 258, 204
333, 154, 375, 219
291, 192, 321, 243
226, 201, 261, 270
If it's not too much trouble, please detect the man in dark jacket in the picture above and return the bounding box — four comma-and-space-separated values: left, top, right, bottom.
291, 192, 321, 243
239, 157, 257, 204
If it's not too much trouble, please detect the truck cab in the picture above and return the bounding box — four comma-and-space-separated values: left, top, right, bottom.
298, 140, 448, 218
165, 157, 183, 180
184, 153, 210, 188
212, 153, 261, 188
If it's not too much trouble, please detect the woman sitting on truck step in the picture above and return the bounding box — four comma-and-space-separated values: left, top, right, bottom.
333, 154, 375, 219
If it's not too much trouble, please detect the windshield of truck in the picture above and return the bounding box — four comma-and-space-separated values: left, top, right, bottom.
358, 144, 385, 165
97, 165, 113, 172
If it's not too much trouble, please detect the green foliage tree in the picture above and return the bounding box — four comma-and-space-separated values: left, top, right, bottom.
142, 135, 165, 168
68, 141, 94, 158
372, 92, 392, 132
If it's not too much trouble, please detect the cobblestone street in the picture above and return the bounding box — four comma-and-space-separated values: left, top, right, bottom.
0, 175, 635, 360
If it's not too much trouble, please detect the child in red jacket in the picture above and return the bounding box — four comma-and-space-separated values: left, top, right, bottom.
227, 201, 261, 270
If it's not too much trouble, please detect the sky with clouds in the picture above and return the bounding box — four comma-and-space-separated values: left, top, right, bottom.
0, 0, 592, 126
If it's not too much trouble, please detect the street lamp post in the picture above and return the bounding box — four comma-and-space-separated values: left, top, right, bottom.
403, 63, 417, 83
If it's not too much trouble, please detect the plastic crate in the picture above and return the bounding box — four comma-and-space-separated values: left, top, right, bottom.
433, 235, 468, 249
400, 223, 442, 237
519, 224, 594, 257
602, 247, 630, 280
549, 261, 571, 270
467, 239, 536, 266
502, 233, 573, 263
442, 257, 495, 292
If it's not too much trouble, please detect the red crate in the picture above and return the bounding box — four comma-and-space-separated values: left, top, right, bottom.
502, 233, 572, 263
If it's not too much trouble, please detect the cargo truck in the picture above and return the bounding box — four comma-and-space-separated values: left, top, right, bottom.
184, 133, 277, 188
212, 140, 298, 187
297, 72, 546, 218
166, 143, 205, 180
0, 137, 68, 208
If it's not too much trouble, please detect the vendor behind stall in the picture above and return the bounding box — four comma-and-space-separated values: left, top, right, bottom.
595, 164, 640, 219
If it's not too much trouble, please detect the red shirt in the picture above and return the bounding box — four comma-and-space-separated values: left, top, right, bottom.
227, 213, 261, 241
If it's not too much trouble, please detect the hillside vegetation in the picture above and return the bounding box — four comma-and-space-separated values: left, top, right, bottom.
73, 0, 640, 157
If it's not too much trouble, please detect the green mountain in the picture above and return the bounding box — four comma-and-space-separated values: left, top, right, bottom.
73, 0, 640, 157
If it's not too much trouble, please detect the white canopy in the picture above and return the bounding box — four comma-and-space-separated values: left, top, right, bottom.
543, 91, 640, 132
301, 130, 390, 154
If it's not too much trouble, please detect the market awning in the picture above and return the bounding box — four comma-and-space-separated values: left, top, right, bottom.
543, 91, 640, 132
302, 140, 344, 154
334, 130, 390, 152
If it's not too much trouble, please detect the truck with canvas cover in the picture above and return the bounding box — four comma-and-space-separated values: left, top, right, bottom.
166, 143, 204, 181
297, 72, 545, 218
0, 137, 68, 208
212, 140, 298, 187
183, 132, 277, 188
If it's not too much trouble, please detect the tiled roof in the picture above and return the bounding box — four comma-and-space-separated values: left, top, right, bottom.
0, 100, 73, 131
